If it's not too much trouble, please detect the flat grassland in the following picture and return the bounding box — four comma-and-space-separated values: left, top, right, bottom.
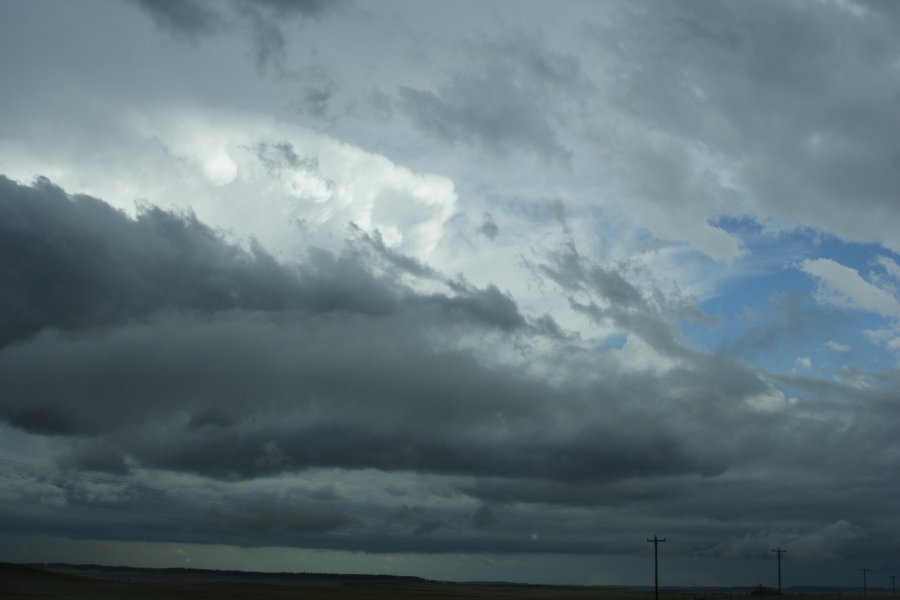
2, 563, 625, 599
0, 563, 876, 600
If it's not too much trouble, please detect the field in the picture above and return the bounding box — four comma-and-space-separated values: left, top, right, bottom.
0, 563, 631, 599
0, 563, 878, 600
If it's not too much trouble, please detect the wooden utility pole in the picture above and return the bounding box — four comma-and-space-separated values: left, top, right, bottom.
770, 547, 786, 593
861, 568, 868, 597
647, 535, 667, 600
890, 575, 896, 597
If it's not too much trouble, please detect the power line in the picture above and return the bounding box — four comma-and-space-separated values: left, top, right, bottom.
771, 547, 787, 593
647, 535, 666, 600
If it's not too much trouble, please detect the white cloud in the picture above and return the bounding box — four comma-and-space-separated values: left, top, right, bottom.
801, 258, 900, 317
865, 327, 900, 353
877, 255, 900, 282
745, 384, 787, 413
1, 108, 458, 263
611, 334, 676, 374
837, 365, 876, 390
130, 110, 459, 260
825, 340, 850, 352
795, 357, 812, 370
789, 520, 864, 561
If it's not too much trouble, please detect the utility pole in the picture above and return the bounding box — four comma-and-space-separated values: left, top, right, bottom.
890, 575, 896, 597
770, 547, 787, 594
647, 535, 667, 600
861, 568, 868, 597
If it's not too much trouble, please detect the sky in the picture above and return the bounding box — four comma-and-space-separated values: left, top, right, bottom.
0, 0, 899, 589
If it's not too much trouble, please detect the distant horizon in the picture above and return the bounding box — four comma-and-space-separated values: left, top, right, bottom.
11, 561, 896, 592
1, 531, 891, 589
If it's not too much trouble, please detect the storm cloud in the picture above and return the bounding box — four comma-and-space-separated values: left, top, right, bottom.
1, 177, 898, 564
1, 0, 899, 586
0, 177, 725, 485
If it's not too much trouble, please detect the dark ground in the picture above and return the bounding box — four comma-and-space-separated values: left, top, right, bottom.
0, 563, 885, 600
0, 563, 641, 600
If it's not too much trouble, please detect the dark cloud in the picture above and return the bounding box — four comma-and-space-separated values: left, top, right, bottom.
722, 292, 838, 359
397, 36, 585, 161
472, 503, 497, 529
467, 476, 676, 509
230, 496, 353, 535
478, 212, 498, 240
7, 408, 77, 437
58, 440, 132, 475
536, 238, 695, 358
2, 177, 899, 563
0, 462, 353, 547
425, 284, 525, 332
0, 175, 306, 347
131, 0, 221, 39
0, 309, 720, 483
131, 0, 343, 74
236, 1, 289, 74
0, 175, 532, 349
411, 520, 445, 536
398, 81, 568, 162
255, 140, 320, 172
586, 0, 900, 251
352, 225, 441, 281
291, 76, 340, 119
0, 177, 744, 488
242, 0, 334, 19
